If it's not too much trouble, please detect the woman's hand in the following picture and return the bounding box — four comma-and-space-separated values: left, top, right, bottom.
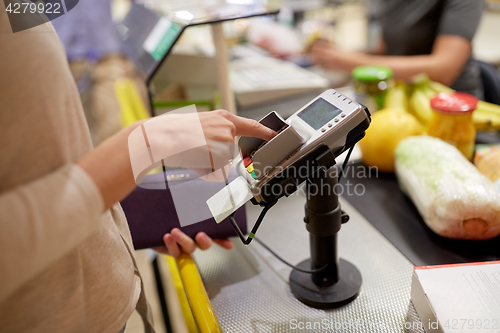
78, 110, 277, 212
154, 229, 233, 258
200, 109, 276, 142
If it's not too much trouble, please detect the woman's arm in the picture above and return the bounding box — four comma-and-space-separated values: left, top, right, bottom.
0, 164, 105, 302
78, 110, 276, 212
77, 110, 276, 256
311, 35, 471, 86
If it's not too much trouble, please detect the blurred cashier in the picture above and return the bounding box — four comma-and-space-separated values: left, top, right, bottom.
312, 0, 485, 98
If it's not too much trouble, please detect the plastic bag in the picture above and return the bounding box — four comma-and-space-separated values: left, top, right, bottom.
395, 136, 500, 240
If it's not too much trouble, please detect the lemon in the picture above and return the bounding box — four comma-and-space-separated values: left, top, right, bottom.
359, 108, 424, 173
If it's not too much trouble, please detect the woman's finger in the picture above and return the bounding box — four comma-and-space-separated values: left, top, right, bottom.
152, 245, 170, 255
228, 114, 277, 141
163, 233, 181, 258
171, 228, 197, 254
195, 232, 213, 250
214, 238, 234, 250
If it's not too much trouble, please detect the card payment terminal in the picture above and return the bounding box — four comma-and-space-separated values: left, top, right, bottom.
237, 89, 371, 205
206, 89, 371, 245
207, 89, 370, 308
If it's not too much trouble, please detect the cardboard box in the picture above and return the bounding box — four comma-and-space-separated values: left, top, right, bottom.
411, 261, 500, 333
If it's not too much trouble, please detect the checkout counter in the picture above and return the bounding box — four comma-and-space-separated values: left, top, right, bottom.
117, 2, 500, 331
185, 88, 500, 332
194, 187, 423, 332
186, 90, 497, 332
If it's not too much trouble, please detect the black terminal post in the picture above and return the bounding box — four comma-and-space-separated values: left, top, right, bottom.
289, 166, 362, 308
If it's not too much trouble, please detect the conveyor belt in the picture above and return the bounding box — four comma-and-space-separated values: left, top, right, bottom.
193, 191, 424, 333
339, 162, 500, 266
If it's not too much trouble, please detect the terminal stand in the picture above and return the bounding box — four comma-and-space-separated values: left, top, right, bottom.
289, 167, 362, 308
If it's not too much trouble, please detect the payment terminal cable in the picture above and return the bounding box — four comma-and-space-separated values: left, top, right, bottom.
225, 183, 327, 273
338, 144, 355, 183
253, 236, 328, 274
229, 212, 327, 274
227, 144, 355, 274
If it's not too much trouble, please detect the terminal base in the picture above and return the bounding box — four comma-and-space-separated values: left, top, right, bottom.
290, 258, 362, 308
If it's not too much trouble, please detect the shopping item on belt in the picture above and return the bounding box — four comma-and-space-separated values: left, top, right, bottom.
395, 136, 500, 240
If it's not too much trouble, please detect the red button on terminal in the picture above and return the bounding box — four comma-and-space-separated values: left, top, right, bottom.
243, 157, 253, 168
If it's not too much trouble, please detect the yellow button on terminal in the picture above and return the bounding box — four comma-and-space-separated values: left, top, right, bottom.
246, 163, 254, 174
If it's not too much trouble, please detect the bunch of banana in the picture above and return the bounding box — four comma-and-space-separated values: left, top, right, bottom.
473, 102, 500, 131
385, 80, 409, 112
383, 74, 500, 131
408, 82, 435, 125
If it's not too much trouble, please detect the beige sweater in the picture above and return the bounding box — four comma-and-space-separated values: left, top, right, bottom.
0, 6, 148, 333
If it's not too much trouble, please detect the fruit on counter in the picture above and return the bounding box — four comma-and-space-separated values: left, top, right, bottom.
359, 109, 424, 173
395, 136, 500, 240
472, 111, 500, 131
384, 74, 500, 131
428, 80, 453, 94
472, 99, 500, 130
474, 145, 500, 189
409, 85, 433, 126
384, 81, 409, 113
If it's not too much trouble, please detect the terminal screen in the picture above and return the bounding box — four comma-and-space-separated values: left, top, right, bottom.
297, 98, 342, 130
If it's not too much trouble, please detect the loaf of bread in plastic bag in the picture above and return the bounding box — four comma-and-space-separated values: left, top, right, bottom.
395, 136, 500, 240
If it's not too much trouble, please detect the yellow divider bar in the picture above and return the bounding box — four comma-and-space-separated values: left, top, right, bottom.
165, 256, 199, 333
114, 78, 150, 128
176, 253, 223, 333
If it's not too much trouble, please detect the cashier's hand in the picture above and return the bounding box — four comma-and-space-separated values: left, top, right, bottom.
154, 229, 233, 257
310, 40, 341, 70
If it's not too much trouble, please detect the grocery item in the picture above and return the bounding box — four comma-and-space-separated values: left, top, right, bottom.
427, 92, 477, 160
409, 83, 434, 126
359, 109, 423, 173
429, 78, 500, 131
472, 111, 500, 131
395, 136, 500, 240
428, 80, 453, 94
352, 65, 393, 112
474, 145, 500, 190
382, 74, 500, 131
384, 80, 409, 112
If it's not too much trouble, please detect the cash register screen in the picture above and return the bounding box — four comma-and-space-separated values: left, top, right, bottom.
119, 3, 279, 81
119, 4, 183, 79
298, 98, 342, 130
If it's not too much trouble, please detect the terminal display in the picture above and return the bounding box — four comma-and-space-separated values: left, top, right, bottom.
297, 98, 342, 130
